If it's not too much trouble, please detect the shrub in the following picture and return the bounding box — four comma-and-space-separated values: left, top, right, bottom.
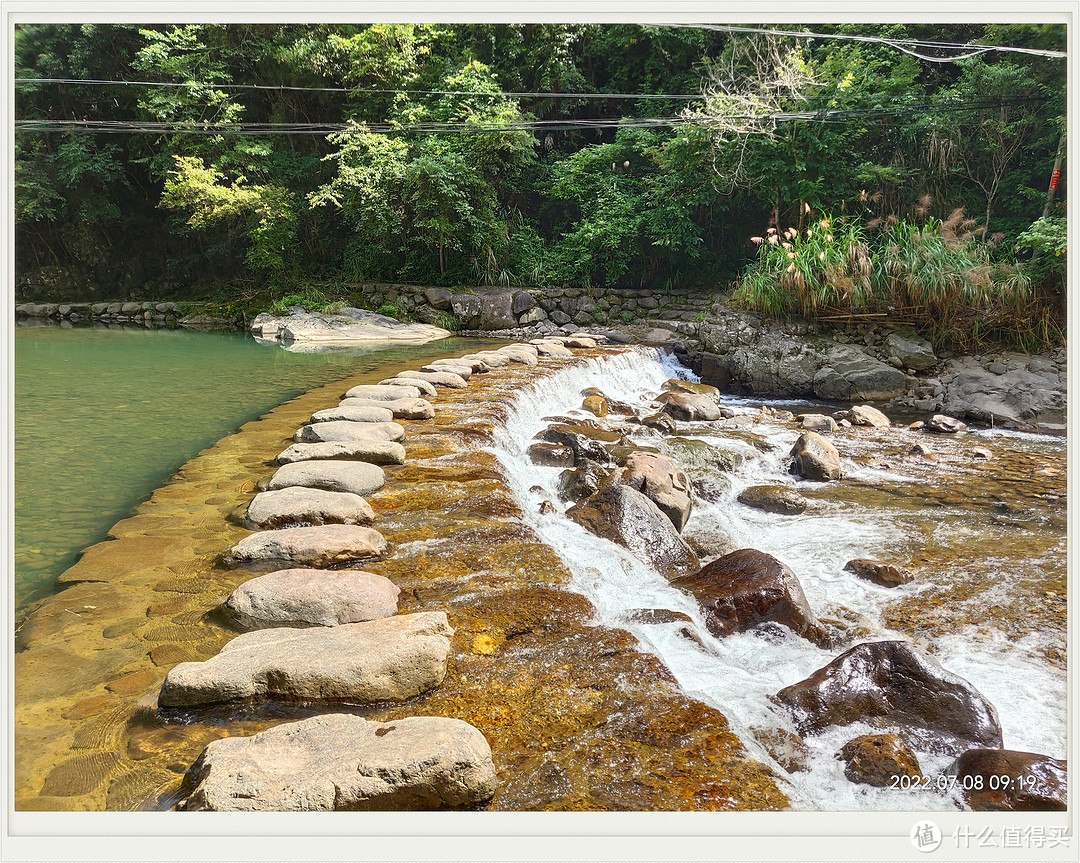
434, 310, 463, 331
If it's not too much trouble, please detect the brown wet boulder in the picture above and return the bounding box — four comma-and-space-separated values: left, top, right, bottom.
790, 432, 843, 481
661, 378, 721, 402
527, 441, 575, 468
947, 749, 1067, 811
621, 451, 693, 532
640, 413, 677, 435
670, 549, 823, 642
838, 734, 923, 787
556, 461, 613, 503
581, 395, 609, 418
655, 391, 721, 422
844, 558, 913, 588
537, 422, 623, 465
566, 483, 699, 579
736, 485, 807, 516
797, 414, 838, 433
751, 726, 811, 774
776, 640, 1003, 754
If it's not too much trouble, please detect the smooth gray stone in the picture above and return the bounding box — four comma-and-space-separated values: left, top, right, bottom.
224, 568, 399, 627
471, 351, 510, 368
503, 342, 539, 355
495, 349, 538, 366
243, 486, 375, 529
454, 355, 492, 373
394, 370, 468, 389
276, 440, 407, 466
342, 384, 422, 401
223, 524, 389, 572
377, 377, 438, 397
294, 420, 405, 444
532, 341, 574, 357
310, 405, 395, 424
178, 714, 496, 811
159, 612, 452, 707
265, 460, 385, 497
339, 397, 434, 420
421, 362, 472, 380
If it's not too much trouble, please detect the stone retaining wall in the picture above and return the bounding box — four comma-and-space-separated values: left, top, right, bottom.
15, 301, 184, 325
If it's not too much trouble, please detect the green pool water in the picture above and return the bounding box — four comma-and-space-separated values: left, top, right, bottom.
13, 324, 475, 618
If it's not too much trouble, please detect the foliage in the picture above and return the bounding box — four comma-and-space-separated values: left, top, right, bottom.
433, 311, 463, 331
1015, 216, 1067, 284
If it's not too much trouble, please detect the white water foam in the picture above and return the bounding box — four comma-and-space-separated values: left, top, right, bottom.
487, 346, 1066, 811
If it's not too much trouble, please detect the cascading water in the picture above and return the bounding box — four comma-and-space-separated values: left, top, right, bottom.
489, 346, 1066, 811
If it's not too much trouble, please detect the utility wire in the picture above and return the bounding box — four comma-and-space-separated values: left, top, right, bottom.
661, 23, 1068, 61
15, 95, 1053, 135
14, 78, 703, 101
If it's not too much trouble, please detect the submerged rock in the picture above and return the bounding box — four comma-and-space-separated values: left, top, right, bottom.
776, 640, 1002, 754
736, 485, 807, 516
620, 451, 693, 532
670, 549, 823, 642
751, 726, 811, 774
179, 714, 496, 811
790, 432, 843, 481
243, 486, 375, 530
275, 439, 406, 466
158, 611, 453, 708
264, 460, 385, 498
223, 524, 389, 571
224, 568, 399, 627
947, 749, 1067, 811
843, 558, 913, 588
294, 420, 405, 444
566, 483, 699, 580
838, 734, 923, 787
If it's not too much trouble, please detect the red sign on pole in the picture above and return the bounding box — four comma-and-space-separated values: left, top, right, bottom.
1049, 168, 1061, 191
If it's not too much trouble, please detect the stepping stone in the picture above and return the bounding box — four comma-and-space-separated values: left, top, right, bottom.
294, 420, 405, 444
158, 612, 452, 707
496, 349, 538, 366
471, 351, 510, 367
421, 362, 472, 380
377, 377, 438, 397
339, 397, 434, 420
224, 568, 399, 627
178, 713, 497, 811
243, 487, 375, 529
455, 355, 492, 372
563, 337, 597, 348
394, 370, 468, 389
265, 460, 385, 497
309, 405, 394, 424
342, 384, 422, 401
569, 331, 608, 343
533, 341, 573, 357
223, 524, 389, 571
276, 440, 406, 466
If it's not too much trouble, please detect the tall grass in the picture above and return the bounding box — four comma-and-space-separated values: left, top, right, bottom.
734, 210, 1046, 349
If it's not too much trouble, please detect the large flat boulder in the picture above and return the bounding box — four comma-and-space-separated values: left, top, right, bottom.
421, 362, 472, 380
566, 483, 699, 580
377, 377, 438, 397
531, 341, 573, 358
495, 348, 538, 366
223, 524, 389, 571
294, 420, 405, 444
158, 612, 452, 708
339, 397, 434, 420
179, 714, 496, 811
342, 384, 422, 401
265, 460, 385, 497
670, 548, 823, 642
276, 439, 407, 466
661, 379, 721, 402
224, 568, 399, 627
274, 308, 450, 344
394, 370, 468, 389
812, 344, 913, 401
309, 405, 394, 424
939, 354, 1065, 428
243, 487, 375, 529
655, 391, 721, 422
776, 640, 1002, 755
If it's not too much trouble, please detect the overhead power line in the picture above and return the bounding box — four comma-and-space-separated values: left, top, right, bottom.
662, 23, 1068, 61
14, 78, 703, 101
15, 95, 1053, 136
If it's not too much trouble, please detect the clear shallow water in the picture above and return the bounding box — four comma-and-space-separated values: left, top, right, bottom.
489, 347, 1067, 811
13, 325, 474, 616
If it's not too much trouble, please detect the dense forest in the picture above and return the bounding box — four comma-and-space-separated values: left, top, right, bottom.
14, 23, 1068, 340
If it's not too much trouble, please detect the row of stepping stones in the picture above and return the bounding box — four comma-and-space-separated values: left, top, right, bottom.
155, 334, 606, 811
